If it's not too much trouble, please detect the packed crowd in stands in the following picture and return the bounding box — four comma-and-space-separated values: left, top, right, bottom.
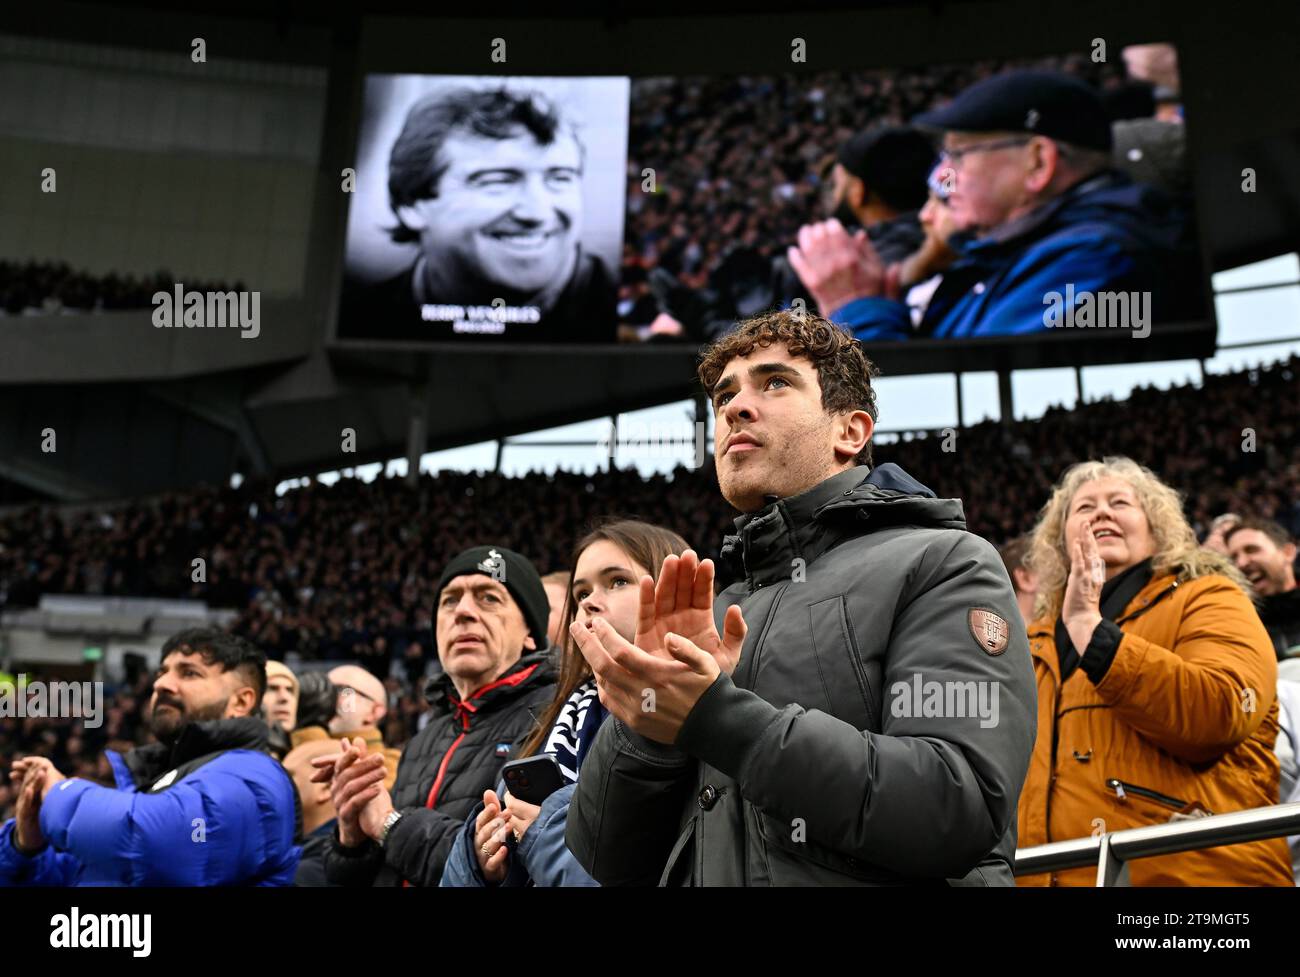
0, 665, 153, 824
0, 259, 247, 316
1, 354, 1297, 815
884, 357, 1300, 545
619, 55, 1124, 324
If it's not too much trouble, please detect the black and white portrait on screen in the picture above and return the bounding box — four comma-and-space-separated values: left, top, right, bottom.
340, 75, 629, 343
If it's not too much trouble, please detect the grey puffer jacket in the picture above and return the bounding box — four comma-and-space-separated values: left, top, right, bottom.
566, 464, 1036, 885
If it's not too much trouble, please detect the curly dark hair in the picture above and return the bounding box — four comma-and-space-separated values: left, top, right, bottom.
160, 627, 268, 702
696, 309, 881, 466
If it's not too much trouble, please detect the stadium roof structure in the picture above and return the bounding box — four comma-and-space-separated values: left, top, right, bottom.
0, 0, 1296, 503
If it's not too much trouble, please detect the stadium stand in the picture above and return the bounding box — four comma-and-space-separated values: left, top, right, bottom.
3, 354, 1298, 823
0, 260, 247, 316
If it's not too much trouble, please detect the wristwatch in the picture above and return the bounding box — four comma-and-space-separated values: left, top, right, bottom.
378, 809, 403, 849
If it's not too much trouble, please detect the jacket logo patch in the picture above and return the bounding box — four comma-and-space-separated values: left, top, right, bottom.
969, 608, 1010, 656
477, 549, 506, 581
152, 768, 179, 791
495, 743, 511, 757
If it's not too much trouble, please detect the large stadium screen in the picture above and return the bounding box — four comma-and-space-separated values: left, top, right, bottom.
337, 45, 1209, 356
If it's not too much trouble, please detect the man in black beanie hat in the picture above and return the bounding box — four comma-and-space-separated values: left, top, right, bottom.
770, 126, 933, 312
319, 544, 555, 886
826, 126, 934, 264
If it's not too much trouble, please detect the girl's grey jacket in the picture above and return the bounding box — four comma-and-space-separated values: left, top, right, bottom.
566, 463, 1037, 886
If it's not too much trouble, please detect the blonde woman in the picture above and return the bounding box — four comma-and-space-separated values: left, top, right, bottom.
1017, 456, 1291, 886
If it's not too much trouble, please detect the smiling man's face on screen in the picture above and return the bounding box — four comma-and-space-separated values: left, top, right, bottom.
397, 128, 583, 295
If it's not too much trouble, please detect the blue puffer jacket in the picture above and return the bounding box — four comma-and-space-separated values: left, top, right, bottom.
832, 170, 1200, 340
0, 718, 300, 886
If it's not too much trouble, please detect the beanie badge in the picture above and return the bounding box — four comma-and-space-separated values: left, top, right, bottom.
477, 548, 507, 582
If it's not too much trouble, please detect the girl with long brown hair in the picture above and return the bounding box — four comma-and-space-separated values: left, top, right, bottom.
440, 518, 689, 886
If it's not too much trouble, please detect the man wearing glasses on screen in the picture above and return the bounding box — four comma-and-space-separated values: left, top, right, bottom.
893, 163, 964, 329
359, 86, 616, 342
787, 70, 1200, 341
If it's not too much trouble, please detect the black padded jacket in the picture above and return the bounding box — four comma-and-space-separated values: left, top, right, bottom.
324, 652, 556, 886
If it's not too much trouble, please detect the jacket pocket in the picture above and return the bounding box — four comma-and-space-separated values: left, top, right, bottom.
754, 806, 904, 884
809, 596, 879, 732
1105, 777, 1214, 819
658, 816, 697, 887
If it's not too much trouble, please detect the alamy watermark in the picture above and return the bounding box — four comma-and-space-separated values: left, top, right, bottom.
0, 675, 103, 729
1042, 285, 1151, 339
151, 284, 260, 339
50, 907, 150, 957
890, 672, 1000, 729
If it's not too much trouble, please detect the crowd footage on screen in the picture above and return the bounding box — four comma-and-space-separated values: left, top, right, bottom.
10, 53, 1195, 350
626, 47, 1199, 344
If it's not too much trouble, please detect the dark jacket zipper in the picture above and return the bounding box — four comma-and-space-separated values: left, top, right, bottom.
1045, 671, 1060, 844
1106, 777, 1205, 813
840, 605, 879, 732
730, 583, 788, 885
737, 583, 789, 692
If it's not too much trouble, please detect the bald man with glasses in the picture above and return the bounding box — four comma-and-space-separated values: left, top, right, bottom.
289, 665, 402, 790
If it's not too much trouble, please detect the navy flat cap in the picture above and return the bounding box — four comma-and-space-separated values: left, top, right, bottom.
914, 70, 1113, 151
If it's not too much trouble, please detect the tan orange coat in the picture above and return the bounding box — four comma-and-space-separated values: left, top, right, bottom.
1018, 571, 1292, 886
290, 724, 401, 791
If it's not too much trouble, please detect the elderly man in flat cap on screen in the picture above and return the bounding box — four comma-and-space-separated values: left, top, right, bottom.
788, 70, 1201, 340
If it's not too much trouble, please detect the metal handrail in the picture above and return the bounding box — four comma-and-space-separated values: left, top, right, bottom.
1014, 834, 1103, 876
1014, 802, 1300, 884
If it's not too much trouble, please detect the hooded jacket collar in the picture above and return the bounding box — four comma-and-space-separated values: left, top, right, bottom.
425, 650, 553, 725
718, 463, 965, 591
125, 716, 271, 788
975, 171, 1120, 248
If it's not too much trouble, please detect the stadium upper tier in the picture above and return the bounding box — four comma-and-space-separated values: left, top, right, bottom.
0, 356, 1295, 661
